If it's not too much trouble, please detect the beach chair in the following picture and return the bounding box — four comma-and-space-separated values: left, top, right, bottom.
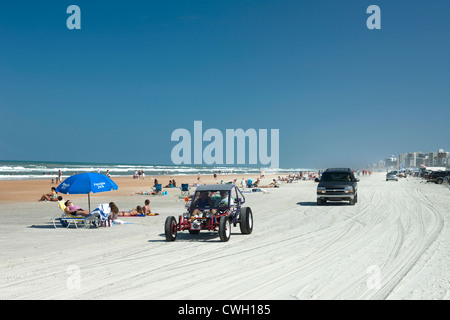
153, 183, 162, 195
180, 183, 190, 197
52, 201, 105, 229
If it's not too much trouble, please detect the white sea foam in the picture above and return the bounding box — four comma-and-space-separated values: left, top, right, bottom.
0, 161, 313, 180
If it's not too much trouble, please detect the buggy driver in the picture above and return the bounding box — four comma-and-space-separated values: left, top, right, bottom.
191, 191, 214, 218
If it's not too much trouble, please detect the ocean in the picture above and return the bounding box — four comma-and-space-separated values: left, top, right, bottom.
0, 160, 312, 181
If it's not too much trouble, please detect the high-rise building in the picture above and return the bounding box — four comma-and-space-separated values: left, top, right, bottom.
385, 155, 397, 170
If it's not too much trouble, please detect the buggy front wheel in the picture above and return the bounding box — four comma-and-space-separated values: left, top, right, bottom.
219, 217, 231, 242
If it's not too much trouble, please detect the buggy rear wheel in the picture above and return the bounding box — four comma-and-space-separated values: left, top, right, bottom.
239, 207, 253, 234
165, 216, 178, 241
219, 216, 231, 242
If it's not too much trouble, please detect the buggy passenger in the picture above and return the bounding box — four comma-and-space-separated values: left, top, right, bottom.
214, 191, 230, 208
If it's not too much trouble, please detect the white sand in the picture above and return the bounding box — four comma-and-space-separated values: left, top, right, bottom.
0, 173, 449, 300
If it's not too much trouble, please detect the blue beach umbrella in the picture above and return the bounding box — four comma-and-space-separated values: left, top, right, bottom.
56, 172, 118, 212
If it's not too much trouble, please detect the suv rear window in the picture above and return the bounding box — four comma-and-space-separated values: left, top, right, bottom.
321, 172, 353, 182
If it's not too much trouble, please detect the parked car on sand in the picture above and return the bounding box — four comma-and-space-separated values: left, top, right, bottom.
427, 171, 450, 184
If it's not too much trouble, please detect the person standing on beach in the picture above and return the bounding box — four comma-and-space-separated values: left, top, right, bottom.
58, 170, 62, 182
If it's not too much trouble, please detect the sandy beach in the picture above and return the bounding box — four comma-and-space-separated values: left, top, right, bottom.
0, 172, 449, 300
0, 173, 274, 203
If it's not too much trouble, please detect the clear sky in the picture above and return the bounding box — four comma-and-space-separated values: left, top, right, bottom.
0, 0, 449, 168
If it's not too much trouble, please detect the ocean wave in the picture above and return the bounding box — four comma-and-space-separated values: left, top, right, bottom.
0, 161, 313, 181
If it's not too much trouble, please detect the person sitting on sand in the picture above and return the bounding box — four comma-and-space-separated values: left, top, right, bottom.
165, 180, 173, 188
258, 179, 280, 188
109, 202, 119, 221
39, 187, 59, 202
143, 199, 159, 216
143, 199, 152, 215
64, 200, 90, 216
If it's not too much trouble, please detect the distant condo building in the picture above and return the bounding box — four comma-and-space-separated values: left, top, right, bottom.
379, 149, 449, 170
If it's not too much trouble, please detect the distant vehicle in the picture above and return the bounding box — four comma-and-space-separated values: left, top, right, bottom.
427, 171, 450, 184
164, 184, 253, 242
317, 168, 359, 206
386, 172, 398, 181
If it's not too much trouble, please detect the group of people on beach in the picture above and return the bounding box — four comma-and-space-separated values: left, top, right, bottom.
42, 171, 322, 226
59, 198, 158, 220
133, 170, 145, 179
39, 182, 159, 222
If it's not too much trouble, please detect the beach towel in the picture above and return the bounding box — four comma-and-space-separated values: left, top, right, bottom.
113, 219, 132, 225
97, 203, 111, 221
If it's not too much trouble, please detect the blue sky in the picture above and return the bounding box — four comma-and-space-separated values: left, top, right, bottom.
0, 0, 449, 168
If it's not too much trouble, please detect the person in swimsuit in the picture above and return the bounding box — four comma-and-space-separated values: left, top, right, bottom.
143, 199, 153, 215
39, 187, 59, 202
109, 202, 119, 221
122, 206, 144, 216
64, 200, 90, 216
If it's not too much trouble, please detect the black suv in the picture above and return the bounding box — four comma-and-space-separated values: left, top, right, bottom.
317, 168, 359, 205
427, 171, 450, 184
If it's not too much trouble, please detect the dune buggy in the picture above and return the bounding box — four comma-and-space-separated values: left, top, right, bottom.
164, 184, 253, 242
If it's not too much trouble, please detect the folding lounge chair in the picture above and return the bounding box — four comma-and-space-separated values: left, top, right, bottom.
180, 183, 189, 197
52, 201, 105, 229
